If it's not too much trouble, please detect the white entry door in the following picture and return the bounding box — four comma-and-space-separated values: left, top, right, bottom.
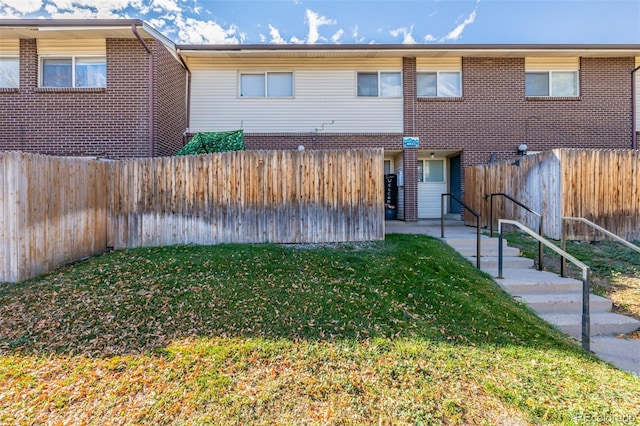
417, 158, 447, 218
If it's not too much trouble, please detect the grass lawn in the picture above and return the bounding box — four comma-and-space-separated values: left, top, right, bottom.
1, 234, 639, 425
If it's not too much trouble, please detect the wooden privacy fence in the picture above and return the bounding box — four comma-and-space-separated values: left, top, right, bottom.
465, 149, 640, 241
1, 149, 384, 283
0, 152, 109, 283
108, 149, 384, 248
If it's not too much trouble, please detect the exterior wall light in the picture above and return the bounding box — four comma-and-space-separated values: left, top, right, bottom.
517, 144, 528, 156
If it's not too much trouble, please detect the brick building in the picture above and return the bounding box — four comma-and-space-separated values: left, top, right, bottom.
1, 20, 639, 219
0, 20, 187, 158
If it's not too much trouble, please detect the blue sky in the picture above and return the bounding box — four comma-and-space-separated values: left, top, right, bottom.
1, 0, 639, 45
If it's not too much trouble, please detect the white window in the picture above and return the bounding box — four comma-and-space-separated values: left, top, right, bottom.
0, 57, 19, 88
40, 56, 106, 88
357, 71, 402, 97
384, 160, 392, 175
525, 71, 578, 97
417, 160, 444, 183
417, 72, 461, 97
240, 72, 293, 98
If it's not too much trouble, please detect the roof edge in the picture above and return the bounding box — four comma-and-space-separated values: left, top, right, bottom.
176, 43, 640, 52
0, 18, 145, 27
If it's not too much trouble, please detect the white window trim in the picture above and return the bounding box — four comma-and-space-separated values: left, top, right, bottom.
39, 55, 106, 88
416, 71, 462, 98
356, 71, 402, 98
238, 71, 294, 98
525, 70, 579, 98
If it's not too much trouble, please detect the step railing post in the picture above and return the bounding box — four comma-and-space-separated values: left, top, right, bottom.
582, 268, 591, 352
497, 221, 504, 279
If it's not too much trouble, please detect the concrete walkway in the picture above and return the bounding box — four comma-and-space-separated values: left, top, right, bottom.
385, 219, 640, 377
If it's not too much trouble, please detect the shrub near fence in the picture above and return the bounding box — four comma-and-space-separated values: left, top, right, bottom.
465, 149, 640, 241
1, 149, 384, 283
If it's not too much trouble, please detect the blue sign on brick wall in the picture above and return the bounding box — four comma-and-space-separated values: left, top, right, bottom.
403, 137, 420, 148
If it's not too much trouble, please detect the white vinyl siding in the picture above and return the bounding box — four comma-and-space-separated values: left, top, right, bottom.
37, 39, 106, 56
525, 57, 579, 97
0, 39, 19, 88
188, 57, 403, 133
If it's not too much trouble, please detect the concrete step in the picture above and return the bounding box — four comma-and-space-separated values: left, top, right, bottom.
455, 245, 521, 257
472, 256, 535, 269
540, 312, 640, 338
516, 292, 613, 314
494, 268, 583, 294
590, 336, 640, 376
443, 236, 510, 249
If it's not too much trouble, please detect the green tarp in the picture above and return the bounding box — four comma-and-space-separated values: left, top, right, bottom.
176, 130, 245, 156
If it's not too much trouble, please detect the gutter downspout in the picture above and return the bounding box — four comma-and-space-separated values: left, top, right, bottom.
132, 24, 155, 157
176, 49, 192, 147
632, 64, 640, 149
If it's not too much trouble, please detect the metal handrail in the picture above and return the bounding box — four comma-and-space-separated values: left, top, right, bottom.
441, 193, 481, 269
561, 217, 640, 277
497, 219, 591, 351
490, 193, 544, 270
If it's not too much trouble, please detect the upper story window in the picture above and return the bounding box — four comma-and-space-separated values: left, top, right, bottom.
416, 57, 462, 98
240, 72, 293, 98
417, 72, 461, 97
525, 71, 578, 97
41, 56, 106, 88
0, 40, 20, 88
525, 57, 579, 97
0, 57, 19, 88
357, 71, 402, 97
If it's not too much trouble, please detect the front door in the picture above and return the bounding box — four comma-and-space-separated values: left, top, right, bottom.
417, 157, 447, 218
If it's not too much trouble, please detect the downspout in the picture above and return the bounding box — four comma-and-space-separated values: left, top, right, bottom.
132, 24, 155, 157
176, 49, 192, 147
632, 64, 640, 149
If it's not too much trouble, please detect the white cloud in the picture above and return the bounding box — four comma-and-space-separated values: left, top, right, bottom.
351, 25, 365, 43
1, 0, 42, 14
305, 8, 336, 44
173, 15, 244, 44
331, 28, 344, 44
441, 5, 478, 41
390, 26, 417, 44
268, 24, 287, 44
151, 0, 180, 13
423, 34, 437, 42
43, 0, 142, 18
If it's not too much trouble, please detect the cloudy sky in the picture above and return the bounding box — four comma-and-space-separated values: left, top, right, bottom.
1, 0, 639, 45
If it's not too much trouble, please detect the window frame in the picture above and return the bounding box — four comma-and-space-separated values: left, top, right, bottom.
417, 159, 445, 183
525, 70, 579, 98
356, 71, 402, 98
0, 56, 20, 88
239, 71, 294, 98
39, 55, 106, 88
416, 71, 462, 98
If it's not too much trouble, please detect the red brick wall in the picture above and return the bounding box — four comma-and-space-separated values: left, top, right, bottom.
244, 133, 402, 150
0, 38, 185, 159
154, 42, 187, 157
414, 57, 634, 170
